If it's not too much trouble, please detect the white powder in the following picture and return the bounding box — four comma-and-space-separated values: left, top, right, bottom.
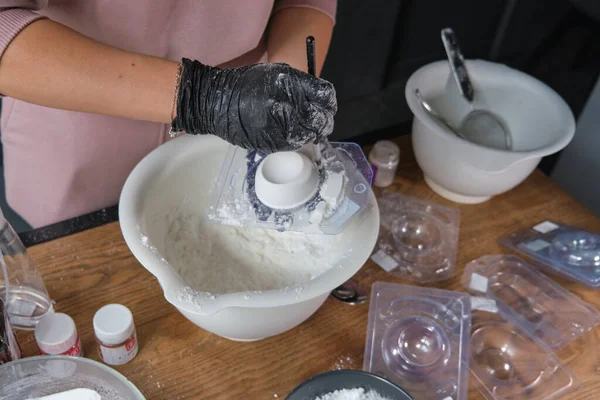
314, 388, 391, 400
333, 355, 355, 370
163, 205, 347, 294
35, 388, 101, 400
2, 374, 124, 400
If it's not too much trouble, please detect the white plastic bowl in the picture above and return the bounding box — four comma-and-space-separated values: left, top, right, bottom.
119, 135, 379, 341
405, 60, 575, 204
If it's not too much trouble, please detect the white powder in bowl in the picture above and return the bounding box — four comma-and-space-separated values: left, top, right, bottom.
314, 388, 391, 400
163, 205, 348, 294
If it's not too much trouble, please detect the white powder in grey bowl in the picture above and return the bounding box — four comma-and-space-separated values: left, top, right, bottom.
314, 388, 391, 400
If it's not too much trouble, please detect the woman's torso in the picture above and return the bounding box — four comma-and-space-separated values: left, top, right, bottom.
1, 0, 274, 227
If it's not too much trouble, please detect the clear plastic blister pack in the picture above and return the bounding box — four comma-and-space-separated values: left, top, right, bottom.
363, 282, 470, 400
469, 299, 581, 400
462, 255, 600, 350
206, 142, 373, 235
370, 193, 460, 282
499, 220, 600, 287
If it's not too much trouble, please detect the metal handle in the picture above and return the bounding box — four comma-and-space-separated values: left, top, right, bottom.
330, 280, 367, 305
305, 36, 323, 163
441, 28, 474, 103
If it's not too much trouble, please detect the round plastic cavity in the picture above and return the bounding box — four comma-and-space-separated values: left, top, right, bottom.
550, 232, 600, 267
286, 370, 413, 400
382, 316, 450, 377
254, 151, 319, 210
392, 211, 443, 254
474, 347, 515, 381
34, 313, 78, 355
471, 325, 539, 385
403, 252, 452, 276
93, 304, 135, 346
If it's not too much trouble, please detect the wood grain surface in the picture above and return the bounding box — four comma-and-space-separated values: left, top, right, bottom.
16, 136, 600, 399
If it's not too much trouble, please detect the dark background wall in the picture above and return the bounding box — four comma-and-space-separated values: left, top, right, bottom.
322, 0, 600, 174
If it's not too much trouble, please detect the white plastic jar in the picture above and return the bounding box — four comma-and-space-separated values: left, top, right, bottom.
93, 304, 138, 365
34, 313, 83, 356
369, 140, 400, 187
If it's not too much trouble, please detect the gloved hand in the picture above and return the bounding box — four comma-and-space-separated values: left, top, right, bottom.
171, 58, 337, 153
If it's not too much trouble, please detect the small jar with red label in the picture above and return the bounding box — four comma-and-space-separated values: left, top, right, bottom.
34, 312, 83, 356
93, 304, 138, 365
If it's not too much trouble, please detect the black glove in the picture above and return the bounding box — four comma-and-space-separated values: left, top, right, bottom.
171, 58, 337, 153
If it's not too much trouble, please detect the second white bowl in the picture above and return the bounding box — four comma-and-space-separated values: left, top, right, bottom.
405, 60, 575, 204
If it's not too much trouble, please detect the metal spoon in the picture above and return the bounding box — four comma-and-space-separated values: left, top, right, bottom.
441, 28, 511, 150
330, 280, 367, 305
415, 89, 465, 139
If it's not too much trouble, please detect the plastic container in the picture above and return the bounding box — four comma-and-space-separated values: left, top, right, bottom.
370, 192, 460, 282
94, 304, 138, 365
363, 282, 471, 400
462, 255, 600, 350
0, 208, 53, 329
0, 355, 145, 399
470, 298, 580, 400
286, 370, 413, 400
369, 140, 400, 187
206, 142, 373, 235
499, 220, 600, 287
35, 313, 83, 356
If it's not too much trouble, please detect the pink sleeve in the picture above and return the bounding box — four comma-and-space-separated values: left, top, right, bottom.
0, 1, 47, 59
273, 0, 337, 24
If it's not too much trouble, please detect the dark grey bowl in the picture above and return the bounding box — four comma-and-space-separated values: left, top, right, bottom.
286, 370, 413, 400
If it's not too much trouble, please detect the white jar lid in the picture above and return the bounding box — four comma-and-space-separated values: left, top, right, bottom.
34, 313, 78, 355
369, 140, 400, 167
93, 304, 134, 345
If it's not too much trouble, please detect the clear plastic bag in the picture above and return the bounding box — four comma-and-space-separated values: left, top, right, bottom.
0, 208, 53, 330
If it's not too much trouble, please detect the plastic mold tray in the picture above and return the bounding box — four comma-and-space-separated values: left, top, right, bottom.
364, 282, 470, 400
469, 299, 580, 400
462, 255, 600, 350
206, 142, 373, 235
500, 220, 600, 287
370, 193, 460, 282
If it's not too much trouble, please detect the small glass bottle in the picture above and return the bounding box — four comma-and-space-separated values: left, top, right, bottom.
34, 312, 83, 356
93, 304, 138, 365
369, 140, 400, 188
0, 208, 53, 330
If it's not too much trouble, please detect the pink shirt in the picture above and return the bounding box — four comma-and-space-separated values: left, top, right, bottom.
0, 0, 336, 228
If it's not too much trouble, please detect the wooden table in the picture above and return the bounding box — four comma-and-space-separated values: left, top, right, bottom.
17, 136, 600, 399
